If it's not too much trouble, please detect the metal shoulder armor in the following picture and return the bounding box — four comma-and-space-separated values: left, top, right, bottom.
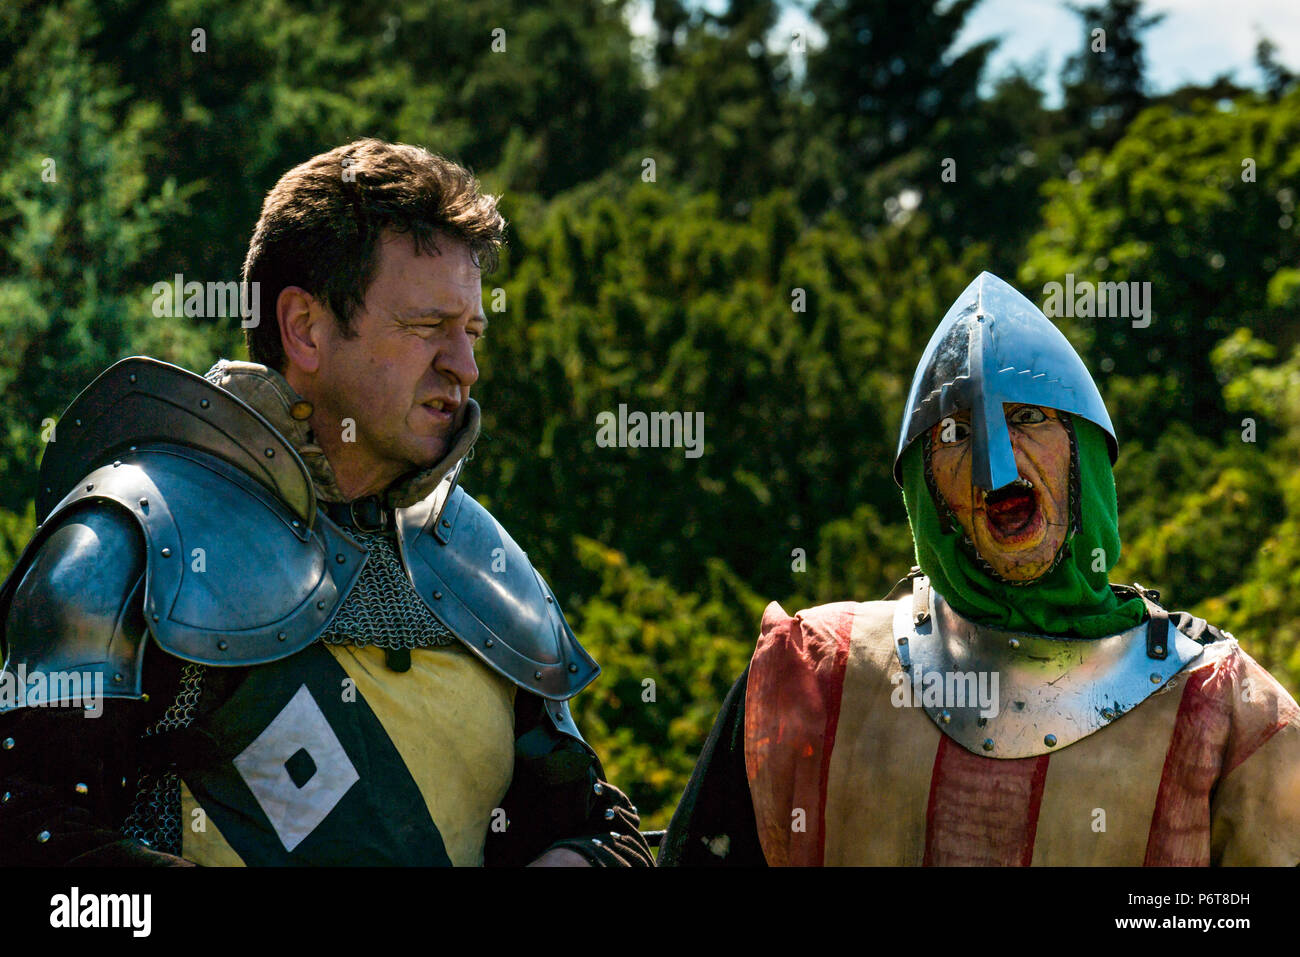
0, 357, 365, 705
396, 480, 599, 701
891, 575, 1208, 758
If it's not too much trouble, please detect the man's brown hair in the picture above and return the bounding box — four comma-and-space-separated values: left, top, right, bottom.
242, 138, 506, 371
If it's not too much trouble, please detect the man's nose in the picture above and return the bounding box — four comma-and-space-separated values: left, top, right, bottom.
437, 328, 479, 388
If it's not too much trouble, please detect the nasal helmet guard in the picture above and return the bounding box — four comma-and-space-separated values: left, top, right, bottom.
892, 271, 1118, 492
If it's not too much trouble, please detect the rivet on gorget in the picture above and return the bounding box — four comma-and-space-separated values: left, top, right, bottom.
129, 374, 137, 383
199, 399, 210, 409
292, 520, 300, 528
74, 419, 81, 427
485, 639, 494, 648
534, 671, 542, 680
1008, 638, 1020, 650
1044, 734, 1058, 748
555, 712, 563, 721
36, 830, 50, 844
982, 739, 994, 752
939, 710, 951, 724
74, 783, 88, 795
113, 674, 122, 683
1153, 645, 1164, 656
317, 601, 326, 610
160, 547, 171, 557
335, 554, 345, 564
112, 460, 121, 468
85, 484, 94, 491
217, 640, 228, 651
432, 591, 442, 600
264, 448, 275, 458
277, 632, 287, 642
546, 595, 554, 604
568, 664, 578, 673
1149, 673, 1162, 685
441, 519, 451, 528
139, 498, 148, 508
151, 613, 159, 622
1, 738, 13, 750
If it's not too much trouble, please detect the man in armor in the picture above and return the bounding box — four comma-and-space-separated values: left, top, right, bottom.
661, 271, 1300, 866
0, 138, 653, 867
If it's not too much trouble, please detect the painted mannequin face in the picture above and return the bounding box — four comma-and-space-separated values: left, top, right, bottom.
928, 404, 1072, 582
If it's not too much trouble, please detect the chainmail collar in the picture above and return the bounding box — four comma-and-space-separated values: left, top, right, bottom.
203, 358, 480, 509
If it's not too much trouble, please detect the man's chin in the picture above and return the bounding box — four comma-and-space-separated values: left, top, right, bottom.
399, 436, 453, 472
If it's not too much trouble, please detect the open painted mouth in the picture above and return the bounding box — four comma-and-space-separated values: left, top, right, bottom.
983, 478, 1042, 542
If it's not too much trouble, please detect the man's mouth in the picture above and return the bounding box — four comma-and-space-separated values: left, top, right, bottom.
419, 397, 459, 425
981, 478, 1042, 542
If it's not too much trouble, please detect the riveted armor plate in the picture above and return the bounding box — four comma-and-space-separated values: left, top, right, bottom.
891, 576, 1205, 758
396, 483, 599, 701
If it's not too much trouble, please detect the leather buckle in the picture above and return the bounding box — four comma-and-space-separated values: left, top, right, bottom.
347, 495, 390, 532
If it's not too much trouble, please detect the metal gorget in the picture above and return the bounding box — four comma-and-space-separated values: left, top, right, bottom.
891, 576, 1205, 758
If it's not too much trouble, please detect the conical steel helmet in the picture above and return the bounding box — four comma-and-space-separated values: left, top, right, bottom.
892, 271, 1117, 491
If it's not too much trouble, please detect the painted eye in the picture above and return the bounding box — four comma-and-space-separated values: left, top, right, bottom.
1010, 406, 1047, 425
937, 418, 970, 444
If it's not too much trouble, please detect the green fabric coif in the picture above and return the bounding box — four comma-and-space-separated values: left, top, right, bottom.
900, 418, 1147, 638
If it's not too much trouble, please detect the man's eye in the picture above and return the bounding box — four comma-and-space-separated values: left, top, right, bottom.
1010, 407, 1047, 425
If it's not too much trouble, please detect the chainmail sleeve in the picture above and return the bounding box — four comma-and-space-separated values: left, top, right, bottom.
119, 662, 206, 855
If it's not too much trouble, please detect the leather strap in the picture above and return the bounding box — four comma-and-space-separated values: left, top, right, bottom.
1133, 585, 1170, 660
913, 574, 931, 625
322, 495, 392, 532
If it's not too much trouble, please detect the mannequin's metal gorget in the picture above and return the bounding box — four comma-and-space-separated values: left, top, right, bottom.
891, 575, 1205, 758
0, 356, 598, 708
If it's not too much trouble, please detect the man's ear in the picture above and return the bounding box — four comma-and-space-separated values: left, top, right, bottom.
278, 286, 324, 374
